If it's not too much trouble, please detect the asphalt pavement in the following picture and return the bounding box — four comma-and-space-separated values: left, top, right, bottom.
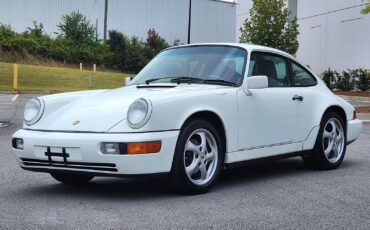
1, 94, 370, 229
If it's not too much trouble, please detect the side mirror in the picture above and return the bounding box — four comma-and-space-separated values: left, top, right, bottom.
124, 76, 134, 86
247, 75, 268, 89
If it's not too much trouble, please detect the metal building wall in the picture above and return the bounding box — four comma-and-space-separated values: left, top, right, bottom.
107, 0, 188, 43
296, 0, 370, 74
0, 0, 105, 38
191, 0, 236, 43
0, 0, 236, 44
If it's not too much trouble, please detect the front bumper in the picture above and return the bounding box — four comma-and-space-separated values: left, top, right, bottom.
12, 129, 179, 176
347, 119, 362, 144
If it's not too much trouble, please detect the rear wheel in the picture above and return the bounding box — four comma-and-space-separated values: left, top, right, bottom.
50, 173, 94, 185
170, 119, 223, 194
303, 112, 346, 170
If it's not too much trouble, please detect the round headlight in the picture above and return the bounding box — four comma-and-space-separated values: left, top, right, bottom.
127, 98, 152, 129
24, 98, 44, 125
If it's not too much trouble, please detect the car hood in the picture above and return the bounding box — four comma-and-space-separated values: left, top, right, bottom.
27, 84, 224, 132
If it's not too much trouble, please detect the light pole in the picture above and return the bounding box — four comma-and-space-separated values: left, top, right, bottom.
103, 0, 108, 41
187, 0, 192, 44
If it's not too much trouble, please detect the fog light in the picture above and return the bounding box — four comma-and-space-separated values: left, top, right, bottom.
127, 141, 161, 154
101, 143, 120, 155
12, 138, 24, 150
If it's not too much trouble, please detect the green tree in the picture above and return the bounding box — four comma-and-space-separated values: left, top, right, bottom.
126, 37, 148, 72
362, 0, 370, 14
107, 30, 130, 70
240, 0, 300, 55
146, 29, 169, 54
56, 11, 96, 62
57, 11, 95, 44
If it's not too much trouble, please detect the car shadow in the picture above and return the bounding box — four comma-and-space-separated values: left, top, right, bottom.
218, 157, 306, 187
19, 157, 358, 200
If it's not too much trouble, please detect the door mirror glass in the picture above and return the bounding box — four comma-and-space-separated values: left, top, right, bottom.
248, 75, 268, 89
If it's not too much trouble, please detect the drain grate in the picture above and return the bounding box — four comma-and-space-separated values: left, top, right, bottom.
0, 122, 11, 128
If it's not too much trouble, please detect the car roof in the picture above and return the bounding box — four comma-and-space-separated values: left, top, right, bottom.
169, 43, 295, 59
164, 42, 319, 80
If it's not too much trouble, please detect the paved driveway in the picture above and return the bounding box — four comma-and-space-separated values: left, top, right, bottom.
1, 94, 370, 229
0, 94, 18, 124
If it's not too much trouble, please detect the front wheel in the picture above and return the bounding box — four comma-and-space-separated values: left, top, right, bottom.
50, 173, 94, 185
170, 119, 224, 194
303, 112, 347, 170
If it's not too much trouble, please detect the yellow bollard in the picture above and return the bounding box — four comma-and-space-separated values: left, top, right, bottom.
13, 64, 18, 91
80, 63, 83, 71
93, 64, 96, 72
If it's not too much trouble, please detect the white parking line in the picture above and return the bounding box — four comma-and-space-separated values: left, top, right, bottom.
12, 94, 18, 102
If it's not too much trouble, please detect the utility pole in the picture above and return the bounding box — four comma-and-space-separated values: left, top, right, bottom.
95, 19, 98, 41
103, 0, 108, 41
187, 0, 192, 44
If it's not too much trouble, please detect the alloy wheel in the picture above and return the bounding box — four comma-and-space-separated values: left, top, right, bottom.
183, 128, 218, 186
322, 118, 345, 163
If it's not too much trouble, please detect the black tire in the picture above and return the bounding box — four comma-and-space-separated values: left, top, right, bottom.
303, 112, 347, 170
50, 173, 94, 185
170, 119, 224, 194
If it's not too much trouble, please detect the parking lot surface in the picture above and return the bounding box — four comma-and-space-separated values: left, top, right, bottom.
1, 94, 370, 229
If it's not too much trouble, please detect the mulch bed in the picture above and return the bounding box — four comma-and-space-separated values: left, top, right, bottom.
356, 107, 370, 113
334, 91, 370, 97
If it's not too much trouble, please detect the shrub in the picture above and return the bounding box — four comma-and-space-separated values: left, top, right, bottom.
321, 68, 370, 92
336, 70, 354, 91
0, 24, 17, 51
355, 69, 369, 91
22, 22, 53, 58
322, 68, 339, 89
0, 13, 172, 72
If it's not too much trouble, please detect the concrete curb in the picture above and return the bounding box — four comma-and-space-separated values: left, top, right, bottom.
338, 95, 370, 103
0, 91, 18, 95
357, 113, 370, 124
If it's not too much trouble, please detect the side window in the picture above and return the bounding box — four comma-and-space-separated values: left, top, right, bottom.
253, 53, 290, 87
247, 59, 256, 77
291, 62, 317, 86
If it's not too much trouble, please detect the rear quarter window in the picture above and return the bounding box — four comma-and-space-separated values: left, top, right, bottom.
291, 61, 317, 87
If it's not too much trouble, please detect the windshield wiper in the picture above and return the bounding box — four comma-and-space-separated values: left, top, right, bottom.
202, 79, 238, 87
170, 76, 204, 84
145, 76, 201, 84
145, 77, 171, 84
145, 76, 238, 87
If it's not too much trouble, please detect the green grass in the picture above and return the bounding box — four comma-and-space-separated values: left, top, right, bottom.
0, 62, 130, 92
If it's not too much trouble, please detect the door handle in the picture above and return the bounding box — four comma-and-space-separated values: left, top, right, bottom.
292, 95, 303, 101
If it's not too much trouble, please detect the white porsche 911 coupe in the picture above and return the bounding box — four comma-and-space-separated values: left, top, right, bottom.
12, 43, 362, 194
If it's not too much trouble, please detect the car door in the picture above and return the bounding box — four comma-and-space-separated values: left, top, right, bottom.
237, 52, 303, 157
288, 59, 320, 141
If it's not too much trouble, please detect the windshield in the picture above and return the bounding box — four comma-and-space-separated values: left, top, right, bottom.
130, 46, 247, 86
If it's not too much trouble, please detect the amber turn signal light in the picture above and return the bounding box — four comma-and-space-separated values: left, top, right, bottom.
127, 141, 161, 154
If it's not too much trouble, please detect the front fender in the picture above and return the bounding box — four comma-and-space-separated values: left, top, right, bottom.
108, 88, 240, 152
